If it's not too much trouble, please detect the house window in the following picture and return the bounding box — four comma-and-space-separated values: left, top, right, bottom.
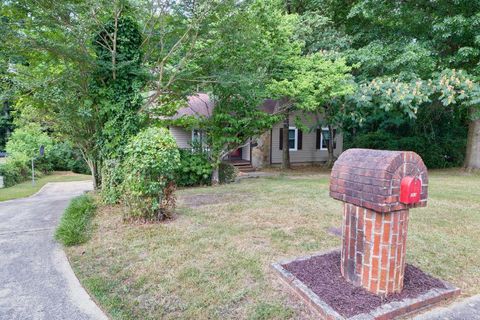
191, 129, 207, 150
279, 127, 302, 151
288, 127, 298, 151
192, 129, 202, 143
319, 127, 336, 150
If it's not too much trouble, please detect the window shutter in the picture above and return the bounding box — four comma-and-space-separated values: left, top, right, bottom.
279, 128, 283, 150
298, 129, 303, 150
316, 129, 321, 149
333, 129, 337, 149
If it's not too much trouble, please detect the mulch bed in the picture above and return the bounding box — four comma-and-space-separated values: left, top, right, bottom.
283, 251, 447, 318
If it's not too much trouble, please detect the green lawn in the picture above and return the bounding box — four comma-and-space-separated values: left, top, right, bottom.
0, 171, 91, 201
66, 169, 480, 320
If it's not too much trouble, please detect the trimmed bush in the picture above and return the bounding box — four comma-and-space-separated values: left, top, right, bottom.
122, 127, 180, 221
219, 162, 238, 183
55, 194, 96, 246
176, 149, 212, 187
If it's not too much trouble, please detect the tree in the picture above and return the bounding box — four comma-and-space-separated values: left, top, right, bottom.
276, 3, 353, 169
349, 69, 480, 167
0, 0, 215, 189
202, 0, 301, 181
269, 53, 354, 166
161, 0, 297, 183
305, 0, 480, 170
207, 86, 278, 184
1, 0, 117, 188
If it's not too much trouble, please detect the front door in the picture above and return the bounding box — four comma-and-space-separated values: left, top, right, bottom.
229, 148, 242, 159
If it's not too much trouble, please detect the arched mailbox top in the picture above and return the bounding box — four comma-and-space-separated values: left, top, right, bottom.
330, 149, 428, 212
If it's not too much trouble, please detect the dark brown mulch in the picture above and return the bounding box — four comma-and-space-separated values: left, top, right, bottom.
283, 251, 447, 318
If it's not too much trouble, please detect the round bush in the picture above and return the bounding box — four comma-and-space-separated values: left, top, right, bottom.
219, 162, 238, 183
122, 127, 180, 221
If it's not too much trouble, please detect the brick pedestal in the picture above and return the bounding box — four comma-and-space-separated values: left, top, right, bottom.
330, 149, 429, 297
341, 203, 409, 295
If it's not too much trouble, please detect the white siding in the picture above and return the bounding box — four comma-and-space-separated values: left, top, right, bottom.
170, 126, 191, 149
241, 143, 250, 161
270, 112, 343, 164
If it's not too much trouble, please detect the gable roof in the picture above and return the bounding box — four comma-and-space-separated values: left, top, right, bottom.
171, 93, 214, 119
170, 94, 287, 120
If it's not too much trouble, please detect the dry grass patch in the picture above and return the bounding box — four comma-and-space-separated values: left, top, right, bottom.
66, 169, 480, 319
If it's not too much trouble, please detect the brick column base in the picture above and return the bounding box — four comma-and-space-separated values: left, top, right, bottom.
341, 203, 409, 296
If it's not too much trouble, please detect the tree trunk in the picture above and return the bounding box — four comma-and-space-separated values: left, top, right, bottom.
211, 165, 220, 185
326, 125, 335, 168
87, 159, 102, 190
464, 109, 480, 171
282, 113, 290, 170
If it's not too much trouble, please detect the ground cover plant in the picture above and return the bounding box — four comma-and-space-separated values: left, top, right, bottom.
55, 194, 97, 246
65, 169, 480, 319
0, 171, 91, 202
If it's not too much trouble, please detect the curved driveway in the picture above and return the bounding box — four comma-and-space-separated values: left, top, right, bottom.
0, 181, 108, 320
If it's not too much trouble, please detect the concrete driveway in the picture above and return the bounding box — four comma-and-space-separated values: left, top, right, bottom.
0, 181, 108, 320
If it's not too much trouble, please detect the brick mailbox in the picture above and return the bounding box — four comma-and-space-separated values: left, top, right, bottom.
330, 149, 428, 296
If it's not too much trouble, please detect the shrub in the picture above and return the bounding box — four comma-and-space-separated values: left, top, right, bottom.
122, 127, 180, 221
175, 149, 212, 187
55, 194, 96, 246
5, 124, 52, 156
0, 154, 32, 187
349, 131, 466, 168
101, 159, 123, 204
48, 142, 91, 174
0, 125, 58, 186
219, 162, 238, 183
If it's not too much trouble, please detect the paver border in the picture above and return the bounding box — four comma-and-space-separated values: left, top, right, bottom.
272, 249, 461, 320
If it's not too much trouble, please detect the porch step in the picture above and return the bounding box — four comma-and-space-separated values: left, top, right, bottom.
237, 167, 256, 173
228, 160, 255, 173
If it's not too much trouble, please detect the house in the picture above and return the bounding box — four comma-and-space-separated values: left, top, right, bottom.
168, 94, 343, 170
